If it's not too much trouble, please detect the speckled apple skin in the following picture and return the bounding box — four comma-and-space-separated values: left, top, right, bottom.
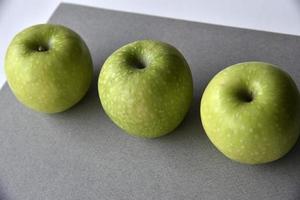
5, 24, 93, 113
98, 40, 193, 138
201, 62, 300, 164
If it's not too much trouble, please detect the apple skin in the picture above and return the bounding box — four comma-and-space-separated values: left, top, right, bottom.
200, 62, 300, 164
98, 40, 193, 138
5, 24, 93, 113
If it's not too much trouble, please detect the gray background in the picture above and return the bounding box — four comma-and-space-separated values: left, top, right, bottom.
0, 3, 300, 200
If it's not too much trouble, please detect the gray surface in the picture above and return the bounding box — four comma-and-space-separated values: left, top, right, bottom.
0, 3, 300, 200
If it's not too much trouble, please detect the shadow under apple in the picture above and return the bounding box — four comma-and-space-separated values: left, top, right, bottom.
0, 181, 11, 200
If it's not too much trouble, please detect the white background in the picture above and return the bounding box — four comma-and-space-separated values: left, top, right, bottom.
1, 0, 300, 89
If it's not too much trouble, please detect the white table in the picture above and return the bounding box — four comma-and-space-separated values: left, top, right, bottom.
1, 0, 300, 89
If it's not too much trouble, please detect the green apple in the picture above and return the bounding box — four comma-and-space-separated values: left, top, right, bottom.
5, 24, 93, 113
200, 61, 300, 164
98, 40, 193, 138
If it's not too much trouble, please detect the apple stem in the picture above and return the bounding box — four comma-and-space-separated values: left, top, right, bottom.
37, 45, 47, 52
